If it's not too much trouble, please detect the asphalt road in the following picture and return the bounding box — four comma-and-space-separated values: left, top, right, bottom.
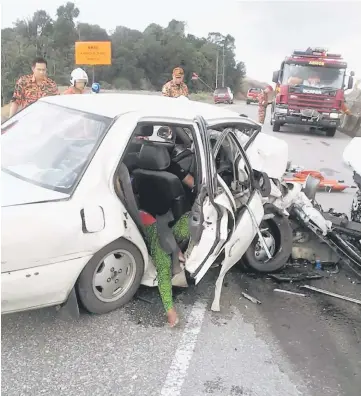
2, 101, 361, 396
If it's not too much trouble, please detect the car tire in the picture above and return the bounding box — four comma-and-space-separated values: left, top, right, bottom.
325, 127, 336, 137
272, 121, 281, 132
77, 238, 144, 314
243, 207, 293, 273
246, 100, 250, 105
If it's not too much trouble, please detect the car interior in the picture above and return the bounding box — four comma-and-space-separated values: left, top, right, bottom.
114, 122, 259, 222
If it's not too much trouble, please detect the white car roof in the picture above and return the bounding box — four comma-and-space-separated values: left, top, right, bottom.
41, 93, 256, 125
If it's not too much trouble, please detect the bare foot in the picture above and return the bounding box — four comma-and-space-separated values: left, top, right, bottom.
167, 308, 179, 328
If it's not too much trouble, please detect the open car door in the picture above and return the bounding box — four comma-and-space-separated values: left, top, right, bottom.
207, 126, 265, 311
185, 116, 236, 280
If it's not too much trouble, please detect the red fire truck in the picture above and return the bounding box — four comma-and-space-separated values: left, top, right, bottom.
270, 47, 354, 137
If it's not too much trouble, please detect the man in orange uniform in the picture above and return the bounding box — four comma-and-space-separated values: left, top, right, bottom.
257, 85, 273, 124
162, 67, 189, 97
9, 57, 59, 117
341, 101, 352, 115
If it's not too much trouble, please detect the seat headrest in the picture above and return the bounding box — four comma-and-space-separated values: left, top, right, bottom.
137, 144, 170, 171
139, 125, 154, 137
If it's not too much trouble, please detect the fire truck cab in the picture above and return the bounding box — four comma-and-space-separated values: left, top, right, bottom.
270, 47, 354, 137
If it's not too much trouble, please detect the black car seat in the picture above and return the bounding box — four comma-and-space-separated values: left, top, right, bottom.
123, 125, 154, 173
132, 143, 186, 275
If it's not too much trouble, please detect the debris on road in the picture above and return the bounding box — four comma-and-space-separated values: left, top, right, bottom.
301, 285, 361, 305
241, 292, 261, 304
274, 289, 306, 297
269, 272, 323, 283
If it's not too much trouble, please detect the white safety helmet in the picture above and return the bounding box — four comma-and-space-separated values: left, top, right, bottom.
70, 68, 88, 86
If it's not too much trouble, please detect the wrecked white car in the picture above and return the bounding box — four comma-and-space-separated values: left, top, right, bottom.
1, 93, 290, 316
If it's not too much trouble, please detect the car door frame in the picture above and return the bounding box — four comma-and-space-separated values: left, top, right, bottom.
202, 122, 266, 310
184, 115, 237, 278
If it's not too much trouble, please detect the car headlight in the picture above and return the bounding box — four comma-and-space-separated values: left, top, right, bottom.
330, 113, 340, 119
276, 107, 288, 114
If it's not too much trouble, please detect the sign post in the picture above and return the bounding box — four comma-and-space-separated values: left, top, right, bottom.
75, 41, 112, 84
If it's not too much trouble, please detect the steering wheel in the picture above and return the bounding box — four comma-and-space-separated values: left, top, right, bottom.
171, 145, 194, 174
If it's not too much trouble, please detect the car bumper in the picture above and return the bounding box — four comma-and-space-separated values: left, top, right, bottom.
274, 113, 341, 128
214, 97, 232, 103
247, 97, 258, 103
1, 255, 92, 314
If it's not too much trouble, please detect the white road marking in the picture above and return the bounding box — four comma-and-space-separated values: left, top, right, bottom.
160, 301, 207, 396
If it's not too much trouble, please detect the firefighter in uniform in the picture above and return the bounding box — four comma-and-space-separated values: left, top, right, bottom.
257, 85, 273, 124
341, 101, 352, 115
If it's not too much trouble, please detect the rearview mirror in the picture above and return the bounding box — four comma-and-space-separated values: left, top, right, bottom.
272, 70, 279, 84
157, 126, 173, 140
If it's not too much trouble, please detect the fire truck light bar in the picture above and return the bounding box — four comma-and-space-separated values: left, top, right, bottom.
292, 48, 342, 59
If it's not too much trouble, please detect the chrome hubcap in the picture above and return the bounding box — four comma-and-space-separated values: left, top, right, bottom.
92, 249, 136, 302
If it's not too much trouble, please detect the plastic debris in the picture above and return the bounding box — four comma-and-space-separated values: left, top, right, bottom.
241, 292, 261, 304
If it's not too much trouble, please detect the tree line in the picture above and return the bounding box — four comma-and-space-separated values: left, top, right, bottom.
1, 2, 246, 105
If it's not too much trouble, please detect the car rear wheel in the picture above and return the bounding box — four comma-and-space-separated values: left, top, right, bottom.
77, 238, 144, 314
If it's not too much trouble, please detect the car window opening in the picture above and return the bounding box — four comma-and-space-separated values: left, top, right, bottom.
113, 123, 201, 239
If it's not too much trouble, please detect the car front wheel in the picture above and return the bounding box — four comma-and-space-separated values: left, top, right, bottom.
77, 238, 144, 314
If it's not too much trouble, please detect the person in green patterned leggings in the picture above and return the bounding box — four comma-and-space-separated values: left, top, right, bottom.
140, 210, 190, 327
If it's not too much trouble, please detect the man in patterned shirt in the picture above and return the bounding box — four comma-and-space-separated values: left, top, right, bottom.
9, 57, 59, 117
162, 67, 189, 98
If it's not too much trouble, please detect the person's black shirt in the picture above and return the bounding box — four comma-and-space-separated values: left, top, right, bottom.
167, 161, 187, 181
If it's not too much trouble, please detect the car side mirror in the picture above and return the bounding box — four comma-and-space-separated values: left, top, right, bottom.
272, 70, 279, 84
303, 175, 321, 201
81, 206, 105, 233
347, 76, 354, 90
255, 171, 271, 197
350, 71, 355, 77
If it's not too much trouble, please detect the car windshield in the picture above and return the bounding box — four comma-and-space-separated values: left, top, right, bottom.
282, 64, 345, 89
214, 87, 228, 94
249, 88, 260, 93
1, 101, 111, 194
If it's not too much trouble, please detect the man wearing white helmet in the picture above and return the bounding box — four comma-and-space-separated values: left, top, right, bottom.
63, 68, 88, 94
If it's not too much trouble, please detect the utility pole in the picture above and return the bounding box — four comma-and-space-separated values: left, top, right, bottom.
222, 44, 225, 87
215, 51, 219, 89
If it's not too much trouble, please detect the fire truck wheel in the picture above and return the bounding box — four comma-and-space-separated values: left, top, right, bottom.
272, 121, 281, 132
325, 127, 336, 137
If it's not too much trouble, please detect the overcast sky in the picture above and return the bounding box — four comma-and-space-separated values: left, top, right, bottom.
1, 0, 361, 82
